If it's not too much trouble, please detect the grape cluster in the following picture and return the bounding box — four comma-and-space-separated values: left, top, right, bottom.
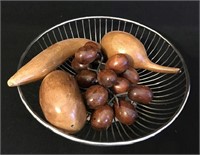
71, 41, 153, 131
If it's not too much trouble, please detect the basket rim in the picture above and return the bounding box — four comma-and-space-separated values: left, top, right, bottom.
17, 16, 190, 146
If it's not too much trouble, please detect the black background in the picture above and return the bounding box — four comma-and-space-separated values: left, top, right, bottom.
1, 1, 199, 154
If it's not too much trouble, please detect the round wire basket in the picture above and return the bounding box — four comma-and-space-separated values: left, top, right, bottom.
17, 16, 190, 146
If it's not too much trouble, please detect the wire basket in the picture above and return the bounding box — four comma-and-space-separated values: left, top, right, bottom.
17, 16, 190, 146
